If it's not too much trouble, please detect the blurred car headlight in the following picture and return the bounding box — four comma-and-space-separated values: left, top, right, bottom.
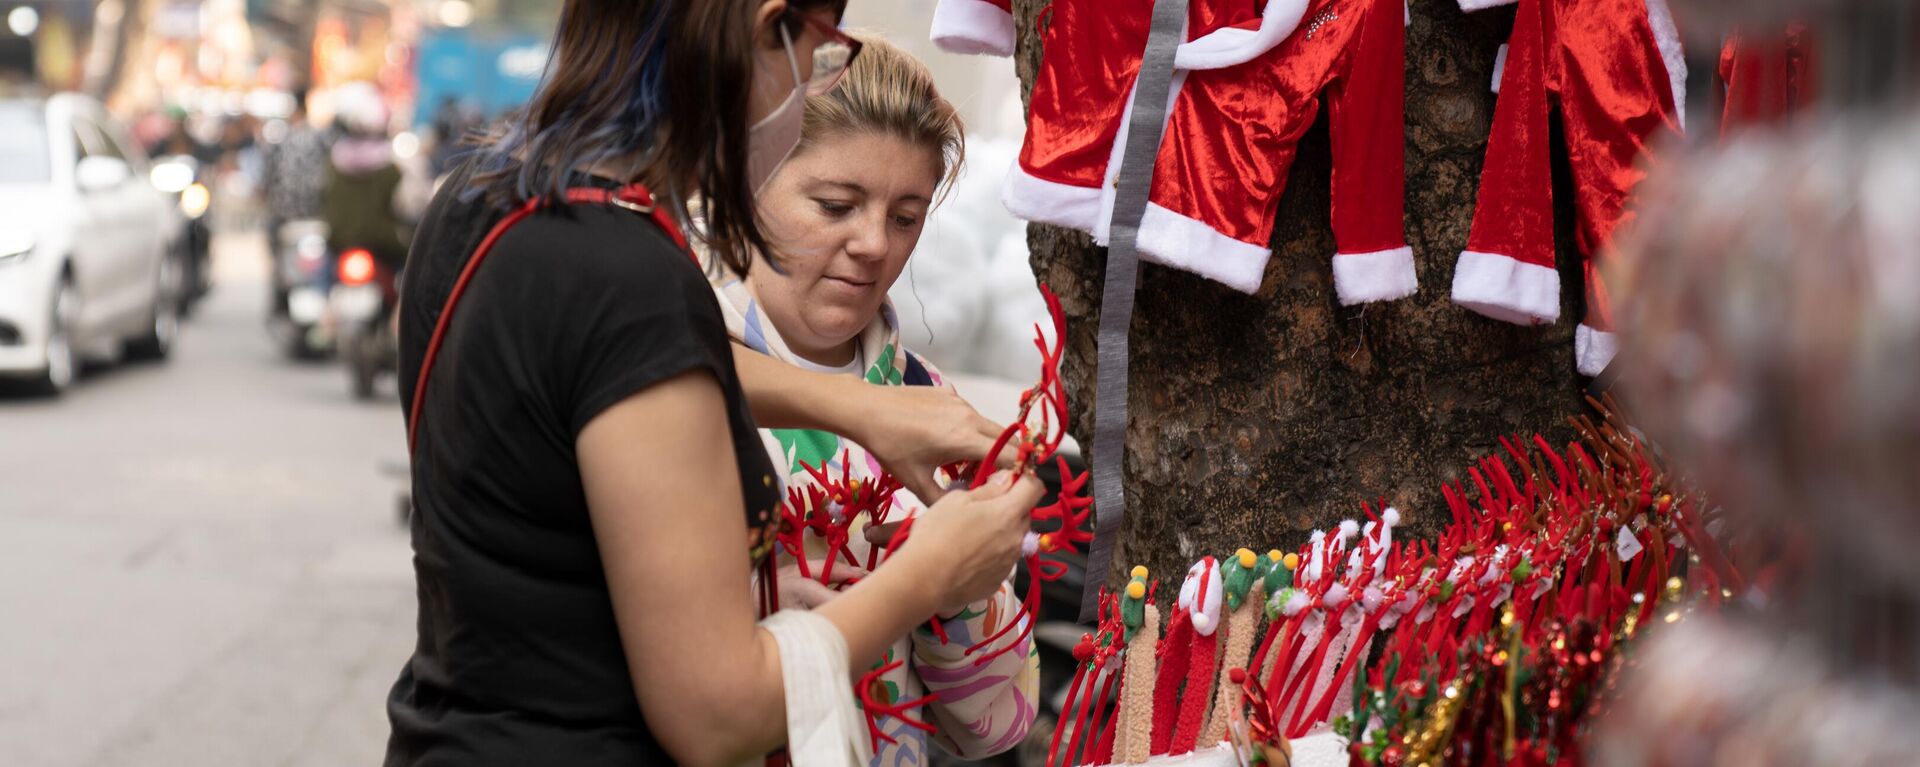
0, 232, 32, 266
149, 161, 195, 194
180, 183, 211, 219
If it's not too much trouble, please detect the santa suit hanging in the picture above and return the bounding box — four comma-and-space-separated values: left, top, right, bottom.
1451, 0, 1686, 376
955, 0, 1414, 301
1719, 23, 1817, 132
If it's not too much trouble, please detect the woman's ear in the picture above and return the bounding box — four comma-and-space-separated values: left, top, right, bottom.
754, 0, 790, 50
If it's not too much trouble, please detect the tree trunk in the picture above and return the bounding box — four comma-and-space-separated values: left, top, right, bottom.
1011, 1, 1590, 592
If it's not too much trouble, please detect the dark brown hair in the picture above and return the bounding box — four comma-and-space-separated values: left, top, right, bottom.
471, 0, 843, 275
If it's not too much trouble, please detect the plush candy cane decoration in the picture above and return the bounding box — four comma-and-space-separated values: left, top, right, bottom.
1117, 572, 1161, 765
1168, 556, 1223, 754
1147, 605, 1191, 756
1201, 549, 1267, 746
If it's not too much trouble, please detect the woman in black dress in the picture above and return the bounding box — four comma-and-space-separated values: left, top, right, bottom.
386, 2, 1042, 764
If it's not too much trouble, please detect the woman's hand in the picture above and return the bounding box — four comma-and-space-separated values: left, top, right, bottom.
775, 559, 868, 610
849, 384, 1012, 501
731, 347, 1013, 501
891, 471, 1044, 616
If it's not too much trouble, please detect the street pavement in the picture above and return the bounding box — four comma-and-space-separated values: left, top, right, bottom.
0, 229, 415, 767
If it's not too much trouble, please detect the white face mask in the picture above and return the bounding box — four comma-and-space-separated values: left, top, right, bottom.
747, 25, 807, 196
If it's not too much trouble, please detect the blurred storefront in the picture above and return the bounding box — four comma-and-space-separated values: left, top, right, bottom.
0, 1, 96, 91
0, 0, 545, 133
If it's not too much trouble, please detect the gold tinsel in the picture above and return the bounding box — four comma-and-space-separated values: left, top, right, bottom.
1403, 680, 1466, 767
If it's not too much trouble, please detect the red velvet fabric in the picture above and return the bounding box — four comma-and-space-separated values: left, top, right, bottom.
1461, 0, 1684, 332
1148, 608, 1194, 755
1719, 23, 1817, 132
1017, 0, 1409, 290
1152, 0, 1409, 255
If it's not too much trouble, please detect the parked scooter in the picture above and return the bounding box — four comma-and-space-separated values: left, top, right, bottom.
331, 247, 398, 400
268, 219, 333, 359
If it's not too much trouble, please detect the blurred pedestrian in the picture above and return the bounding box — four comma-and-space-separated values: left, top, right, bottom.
260, 90, 331, 252
386, 2, 1037, 766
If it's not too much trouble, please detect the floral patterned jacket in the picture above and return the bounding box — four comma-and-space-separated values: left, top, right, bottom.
710, 268, 1040, 765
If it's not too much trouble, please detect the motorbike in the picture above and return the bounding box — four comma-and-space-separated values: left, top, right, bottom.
148, 155, 214, 315
330, 247, 399, 400
268, 219, 333, 359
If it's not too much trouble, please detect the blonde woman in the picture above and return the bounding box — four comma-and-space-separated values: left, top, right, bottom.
707, 35, 1039, 764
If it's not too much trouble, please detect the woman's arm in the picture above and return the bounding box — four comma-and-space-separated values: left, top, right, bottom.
731, 345, 1009, 500
578, 369, 1040, 766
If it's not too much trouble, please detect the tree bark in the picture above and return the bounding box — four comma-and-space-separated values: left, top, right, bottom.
1011, 1, 1589, 592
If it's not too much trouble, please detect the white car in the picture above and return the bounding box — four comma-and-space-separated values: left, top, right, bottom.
0, 94, 182, 394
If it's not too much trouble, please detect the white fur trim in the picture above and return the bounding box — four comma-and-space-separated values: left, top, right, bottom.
1002, 165, 1102, 235
1306, 531, 1328, 584
1458, 0, 1518, 10
1173, 0, 1310, 71
1136, 202, 1273, 294
1323, 583, 1350, 609
929, 0, 1016, 58
1576, 323, 1619, 376
1452, 595, 1476, 618
1451, 250, 1562, 325
1333, 246, 1419, 305
1642, 0, 1688, 131
1283, 590, 1310, 616
1480, 545, 1509, 585
1491, 44, 1509, 94
1370, 507, 1399, 577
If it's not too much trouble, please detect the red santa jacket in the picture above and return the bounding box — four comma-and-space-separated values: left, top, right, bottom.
941, 0, 1414, 302
1452, 0, 1686, 376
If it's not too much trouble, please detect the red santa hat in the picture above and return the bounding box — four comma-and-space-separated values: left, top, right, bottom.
930, 0, 1016, 57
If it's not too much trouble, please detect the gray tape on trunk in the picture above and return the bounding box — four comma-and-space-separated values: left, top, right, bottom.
1081, 0, 1190, 622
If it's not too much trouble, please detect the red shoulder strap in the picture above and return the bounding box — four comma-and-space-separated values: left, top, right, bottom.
406, 183, 691, 453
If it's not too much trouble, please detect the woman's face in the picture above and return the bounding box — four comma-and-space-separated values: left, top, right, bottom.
747, 3, 837, 125
747, 132, 942, 365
